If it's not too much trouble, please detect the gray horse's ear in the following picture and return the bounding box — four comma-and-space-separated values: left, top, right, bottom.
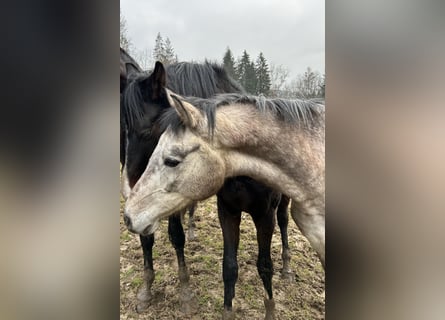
166, 89, 203, 129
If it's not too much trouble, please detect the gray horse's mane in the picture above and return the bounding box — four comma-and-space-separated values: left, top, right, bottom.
161, 93, 325, 135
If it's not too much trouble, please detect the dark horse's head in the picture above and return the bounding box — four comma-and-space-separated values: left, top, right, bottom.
121, 60, 244, 191
122, 62, 171, 189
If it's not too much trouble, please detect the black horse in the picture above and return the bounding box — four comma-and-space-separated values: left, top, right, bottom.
120, 48, 197, 312
121, 59, 293, 319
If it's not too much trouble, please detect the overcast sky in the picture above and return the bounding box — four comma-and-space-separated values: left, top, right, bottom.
120, 0, 324, 79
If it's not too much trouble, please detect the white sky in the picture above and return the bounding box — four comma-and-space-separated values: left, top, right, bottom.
120, 0, 324, 79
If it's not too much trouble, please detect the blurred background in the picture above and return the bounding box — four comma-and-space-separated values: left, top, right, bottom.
327, 0, 445, 319
0, 0, 119, 319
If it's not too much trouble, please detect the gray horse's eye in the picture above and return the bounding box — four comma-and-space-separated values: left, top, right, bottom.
164, 158, 181, 167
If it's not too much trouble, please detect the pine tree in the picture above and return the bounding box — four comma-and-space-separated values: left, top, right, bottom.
255, 52, 271, 95
222, 47, 236, 79
164, 37, 177, 65
152, 32, 166, 63
246, 62, 257, 94
234, 56, 242, 82
152, 33, 178, 65
236, 50, 257, 94
236, 50, 249, 86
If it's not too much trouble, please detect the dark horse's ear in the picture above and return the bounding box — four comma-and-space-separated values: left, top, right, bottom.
150, 61, 166, 100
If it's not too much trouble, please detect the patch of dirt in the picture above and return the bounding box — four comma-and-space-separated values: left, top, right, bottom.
120, 196, 325, 319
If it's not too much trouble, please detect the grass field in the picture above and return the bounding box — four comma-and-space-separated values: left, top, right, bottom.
120, 196, 325, 319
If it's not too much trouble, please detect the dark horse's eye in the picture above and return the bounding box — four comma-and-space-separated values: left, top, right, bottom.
140, 128, 151, 139
164, 158, 180, 167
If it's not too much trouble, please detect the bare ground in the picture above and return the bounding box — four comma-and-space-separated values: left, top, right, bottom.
120, 196, 325, 319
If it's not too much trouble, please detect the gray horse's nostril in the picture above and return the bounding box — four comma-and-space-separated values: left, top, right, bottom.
123, 214, 132, 229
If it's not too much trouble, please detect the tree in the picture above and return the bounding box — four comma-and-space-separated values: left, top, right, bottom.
283, 67, 324, 99
134, 47, 153, 70
164, 37, 177, 64
246, 62, 257, 94
152, 32, 166, 63
319, 74, 325, 98
283, 78, 300, 99
295, 67, 324, 98
120, 13, 132, 52
236, 50, 257, 94
152, 33, 178, 65
269, 64, 290, 97
222, 47, 237, 79
254, 52, 271, 95
236, 51, 248, 89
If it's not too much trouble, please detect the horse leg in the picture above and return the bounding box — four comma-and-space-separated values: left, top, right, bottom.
290, 201, 325, 268
276, 195, 293, 281
252, 206, 276, 320
217, 196, 241, 320
168, 213, 198, 314
187, 202, 197, 241
136, 234, 155, 312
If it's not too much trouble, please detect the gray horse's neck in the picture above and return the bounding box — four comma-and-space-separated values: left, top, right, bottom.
215, 103, 324, 203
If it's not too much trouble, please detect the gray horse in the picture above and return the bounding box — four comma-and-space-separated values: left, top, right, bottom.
124, 90, 325, 267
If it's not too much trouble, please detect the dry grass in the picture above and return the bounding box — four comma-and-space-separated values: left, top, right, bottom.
120, 196, 325, 319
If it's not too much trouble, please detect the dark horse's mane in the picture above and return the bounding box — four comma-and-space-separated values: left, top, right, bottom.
161, 94, 325, 136
122, 61, 244, 129
165, 62, 244, 98
120, 47, 144, 164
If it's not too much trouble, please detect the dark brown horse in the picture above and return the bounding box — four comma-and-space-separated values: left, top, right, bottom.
120, 48, 196, 312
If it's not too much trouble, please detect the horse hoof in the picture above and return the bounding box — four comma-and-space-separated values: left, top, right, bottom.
222, 309, 236, 320
264, 298, 275, 320
136, 300, 150, 313
264, 311, 275, 320
180, 299, 198, 315
136, 285, 153, 302
280, 269, 294, 282
180, 288, 198, 314
188, 230, 196, 241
